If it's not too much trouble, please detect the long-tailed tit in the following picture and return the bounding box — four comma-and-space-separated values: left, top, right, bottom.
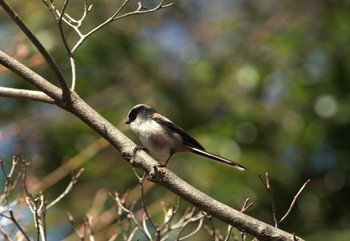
125, 104, 246, 171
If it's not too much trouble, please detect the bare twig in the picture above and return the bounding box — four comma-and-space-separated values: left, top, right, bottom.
259, 172, 311, 229
279, 179, 311, 223
240, 198, 253, 213
66, 212, 86, 240
0, 157, 19, 205
47, 168, 85, 209
70, 0, 175, 53
259, 172, 278, 227
132, 168, 157, 236
9, 210, 31, 241
0, 158, 31, 241
125, 226, 138, 241
235, 198, 254, 241
0, 226, 12, 241
158, 197, 181, 235
177, 213, 204, 241
175, 208, 204, 240
223, 225, 234, 241
40, 0, 174, 90
206, 215, 217, 241
111, 192, 152, 240
25, 191, 47, 240
84, 214, 95, 241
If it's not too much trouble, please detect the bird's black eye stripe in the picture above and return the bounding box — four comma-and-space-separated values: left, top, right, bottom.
127, 104, 156, 123
128, 105, 148, 121
128, 108, 139, 122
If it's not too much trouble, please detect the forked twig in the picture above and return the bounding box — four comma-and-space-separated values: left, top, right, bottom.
110, 192, 152, 240
259, 172, 311, 228
132, 168, 157, 238
240, 198, 253, 213
0, 157, 31, 241
177, 213, 204, 241
41, 0, 174, 90
175, 209, 204, 240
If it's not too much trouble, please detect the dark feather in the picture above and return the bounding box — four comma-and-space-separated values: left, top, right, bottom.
152, 116, 205, 150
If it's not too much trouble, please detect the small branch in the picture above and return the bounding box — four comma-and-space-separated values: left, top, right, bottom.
177, 212, 204, 240
112, 0, 175, 21
111, 192, 152, 240
0, 86, 55, 104
259, 172, 278, 227
0, 157, 17, 204
238, 198, 254, 240
70, 0, 175, 53
41, 0, 174, 90
159, 197, 181, 235
279, 179, 311, 223
224, 225, 234, 241
177, 213, 204, 241
173, 208, 204, 240
125, 226, 138, 241
9, 210, 31, 241
57, 0, 77, 91
0, 158, 31, 241
84, 215, 96, 241
47, 168, 84, 209
0, 226, 12, 241
204, 213, 220, 241
132, 168, 157, 236
240, 198, 253, 213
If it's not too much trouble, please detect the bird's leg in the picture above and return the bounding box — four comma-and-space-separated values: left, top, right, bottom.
158, 150, 174, 168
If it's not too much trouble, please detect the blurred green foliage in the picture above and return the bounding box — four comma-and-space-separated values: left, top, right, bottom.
1, 0, 350, 240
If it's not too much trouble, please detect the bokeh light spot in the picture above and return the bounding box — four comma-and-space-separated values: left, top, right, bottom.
314, 94, 338, 118
324, 170, 345, 192
236, 65, 259, 91
235, 122, 258, 144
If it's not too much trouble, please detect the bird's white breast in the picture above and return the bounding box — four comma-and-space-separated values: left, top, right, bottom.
130, 118, 182, 161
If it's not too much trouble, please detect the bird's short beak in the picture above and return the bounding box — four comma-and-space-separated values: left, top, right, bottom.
125, 119, 130, 124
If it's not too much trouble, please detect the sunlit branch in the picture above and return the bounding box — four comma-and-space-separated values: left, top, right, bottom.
0, 86, 55, 104
279, 179, 311, 223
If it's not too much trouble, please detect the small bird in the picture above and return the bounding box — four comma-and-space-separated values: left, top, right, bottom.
125, 104, 246, 171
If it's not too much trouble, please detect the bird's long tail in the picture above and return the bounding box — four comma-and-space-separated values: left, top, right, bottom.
189, 147, 246, 171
